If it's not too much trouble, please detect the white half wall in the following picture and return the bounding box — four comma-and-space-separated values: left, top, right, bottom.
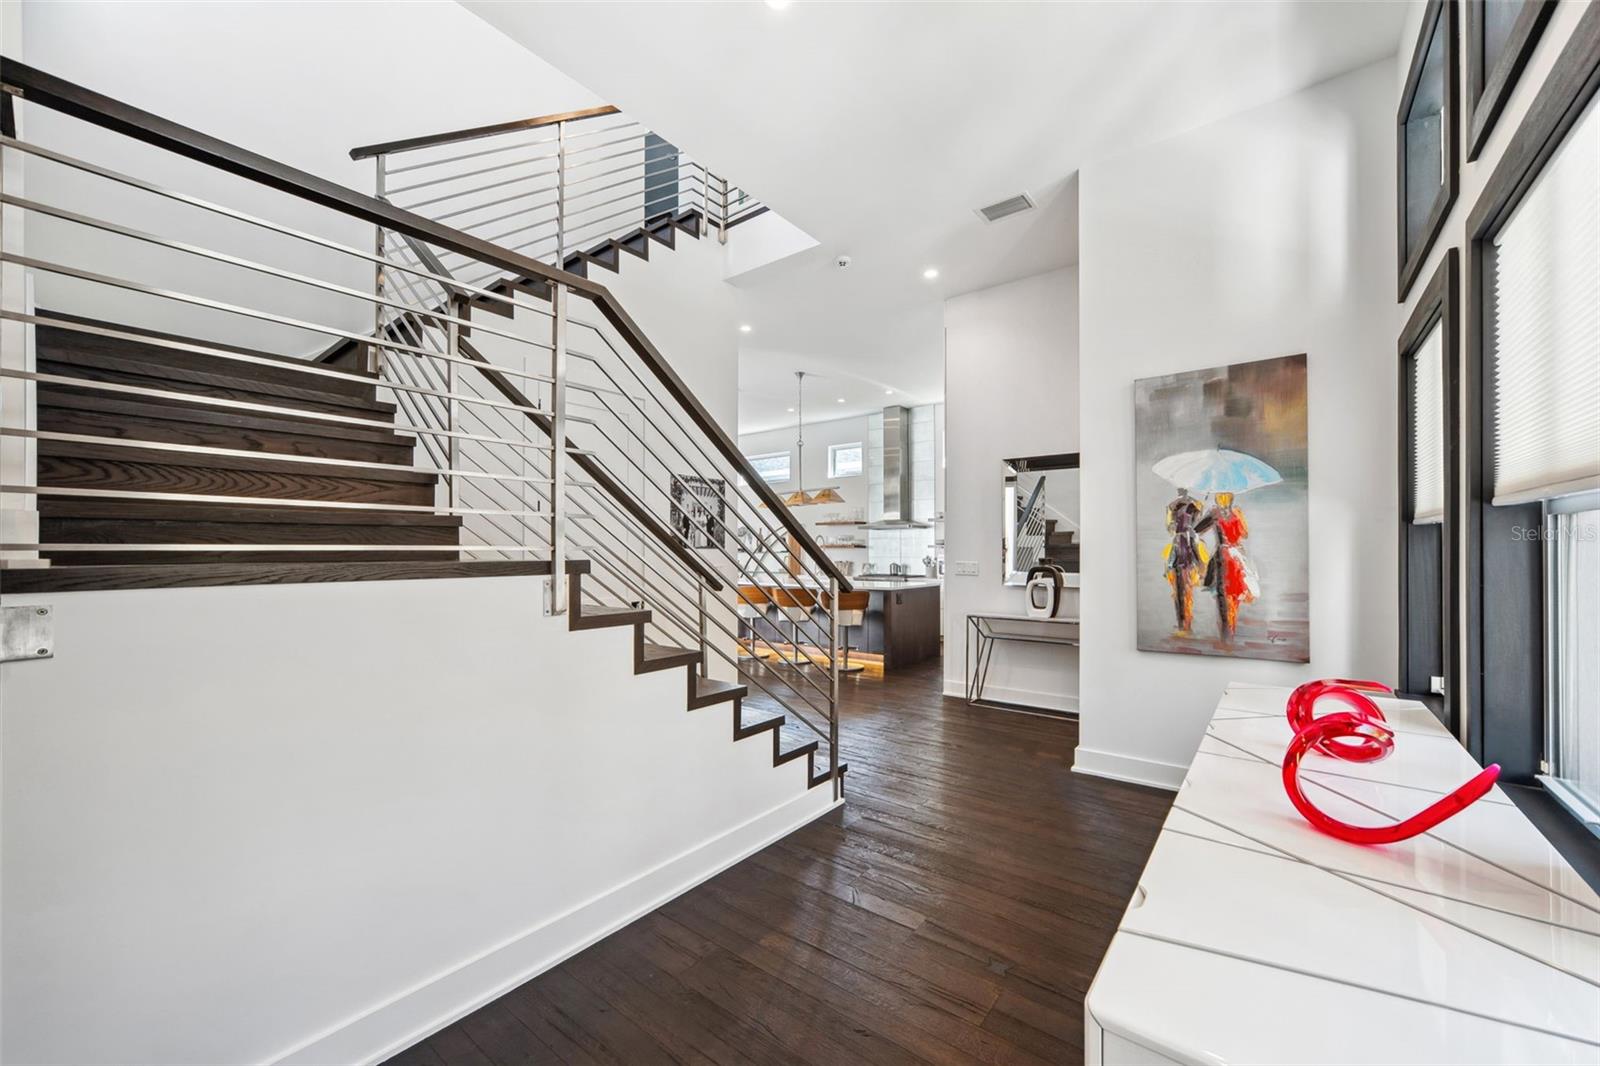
943, 267, 1080, 712
1076, 59, 1399, 790
0, 577, 832, 1065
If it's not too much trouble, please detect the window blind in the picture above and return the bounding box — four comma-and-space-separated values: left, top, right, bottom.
1412, 321, 1445, 524
1490, 93, 1600, 506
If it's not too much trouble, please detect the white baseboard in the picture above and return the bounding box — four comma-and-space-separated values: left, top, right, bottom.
942, 678, 1079, 715
1072, 746, 1185, 791
273, 788, 841, 1066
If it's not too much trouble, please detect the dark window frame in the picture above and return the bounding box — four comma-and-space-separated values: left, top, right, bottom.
1465, 0, 1558, 161
1397, 249, 1461, 732
1398, 0, 1461, 301
1464, 3, 1600, 787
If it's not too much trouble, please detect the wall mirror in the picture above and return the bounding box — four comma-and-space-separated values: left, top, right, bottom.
1002, 453, 1080, 586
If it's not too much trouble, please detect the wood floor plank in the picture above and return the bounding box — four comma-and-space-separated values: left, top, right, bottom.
384, 660, 1171, 1064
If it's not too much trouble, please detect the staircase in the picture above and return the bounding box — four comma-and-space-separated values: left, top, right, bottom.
1044, 517, 1080, 572
0, 59, 843, 792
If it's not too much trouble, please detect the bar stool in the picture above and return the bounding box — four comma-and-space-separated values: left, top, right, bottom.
767, 585, 818, 669
736, 584, 771, 662
822, 589, 870, 674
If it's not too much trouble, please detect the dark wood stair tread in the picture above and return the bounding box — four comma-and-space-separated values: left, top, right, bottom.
638, 641, 702, 673
571, 603, 650, 631
690, 676, 746, 709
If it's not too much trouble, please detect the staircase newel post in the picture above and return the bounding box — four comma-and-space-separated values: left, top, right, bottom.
718, 175, 729, 245
555, 119, 567, 268
370, 154, 386, 376
547, 281, 569, 615
829, 575, 841, 801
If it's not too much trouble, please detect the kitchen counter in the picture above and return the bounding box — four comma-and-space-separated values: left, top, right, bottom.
849, 577, 943, 591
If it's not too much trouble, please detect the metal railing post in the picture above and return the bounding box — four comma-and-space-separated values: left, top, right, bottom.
547, 281, 569, 614
555, 119, 567, 268
697, 584, 709, 677
829, 576, 841, 801
371, 155, 386, 375
718, 174, 729, 244
445, 294, 462, 515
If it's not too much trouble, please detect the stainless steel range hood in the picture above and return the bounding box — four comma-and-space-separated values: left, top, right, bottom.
864, 405, 931, 530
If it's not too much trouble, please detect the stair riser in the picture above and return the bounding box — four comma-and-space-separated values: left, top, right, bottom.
40, 517, 460, 548
38, 404, 414, 466
38, 455, 435, 506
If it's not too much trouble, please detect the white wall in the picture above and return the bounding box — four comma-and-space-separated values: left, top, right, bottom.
943, 267, 1080, 712
0, 577, 833, 1065
1075, 59, 1398, 789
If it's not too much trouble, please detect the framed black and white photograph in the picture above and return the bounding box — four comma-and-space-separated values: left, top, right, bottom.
670, 475, 728, 549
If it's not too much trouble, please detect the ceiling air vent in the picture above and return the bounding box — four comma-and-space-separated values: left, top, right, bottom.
975, 192, 1035, 223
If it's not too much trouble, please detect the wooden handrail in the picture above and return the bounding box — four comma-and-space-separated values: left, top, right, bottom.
0, 57, 851, 593
349, 104, 622, 161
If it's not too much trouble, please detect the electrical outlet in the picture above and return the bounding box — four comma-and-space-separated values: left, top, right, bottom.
951, 561, 979, 576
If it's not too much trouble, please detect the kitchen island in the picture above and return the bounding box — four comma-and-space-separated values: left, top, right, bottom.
848, 578, 942, 669
741, 577, 942, 672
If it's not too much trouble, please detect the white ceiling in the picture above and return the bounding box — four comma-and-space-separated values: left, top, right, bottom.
465, 1, 1407, 434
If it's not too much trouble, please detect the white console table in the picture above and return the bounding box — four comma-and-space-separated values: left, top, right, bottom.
1086, 682, 1600, 1065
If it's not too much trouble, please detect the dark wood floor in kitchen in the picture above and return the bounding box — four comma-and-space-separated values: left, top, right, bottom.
389, 659, 1173, 1066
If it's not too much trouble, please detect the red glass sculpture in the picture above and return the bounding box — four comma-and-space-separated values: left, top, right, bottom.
1280, 680, 1500, 845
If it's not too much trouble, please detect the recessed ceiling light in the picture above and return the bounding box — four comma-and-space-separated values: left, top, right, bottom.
766, 0, 790, 9
885, 388, 894, 395
739, 324, 752, 333
922, 267, 939, 280
837, 398, 845, 404
786, 407, 795, 413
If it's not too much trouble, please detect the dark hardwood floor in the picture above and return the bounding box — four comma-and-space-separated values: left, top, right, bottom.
389, 658, 1173, 1065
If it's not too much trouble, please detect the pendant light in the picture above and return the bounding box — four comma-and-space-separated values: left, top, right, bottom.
774, 371, 844, 508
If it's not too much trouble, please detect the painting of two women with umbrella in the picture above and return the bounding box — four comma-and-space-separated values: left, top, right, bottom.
1133, 354, 1310, 663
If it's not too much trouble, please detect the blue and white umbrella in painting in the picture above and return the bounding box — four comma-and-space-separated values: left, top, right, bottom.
1152, 448, 1282, 495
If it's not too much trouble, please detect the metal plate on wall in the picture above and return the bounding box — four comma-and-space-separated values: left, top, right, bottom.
1, 604, 54, 663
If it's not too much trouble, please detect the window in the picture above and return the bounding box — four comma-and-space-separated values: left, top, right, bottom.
1544, 498, 1600, 830
1488, 92, 1600, 506
745, 450, 791, 484
1398, 251, 1458, 723
1397, 0, 1459, 300
1465, 23, 1600, 813
828, 442, 863, 479
1465, 0, 1556, 161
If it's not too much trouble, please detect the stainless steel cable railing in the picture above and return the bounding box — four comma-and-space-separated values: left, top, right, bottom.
0, 59, 843, 793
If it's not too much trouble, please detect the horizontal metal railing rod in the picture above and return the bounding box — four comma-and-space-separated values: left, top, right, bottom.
381, 131, 562, 175
3, 483, 552, 519
395, 165, 560, 213
3, 428, 554, 487
383, 152, 562, 198
427, 188, 560, 226
0, 135, 521, 317
561, 169, 705, 213
6, 543, 550, 555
